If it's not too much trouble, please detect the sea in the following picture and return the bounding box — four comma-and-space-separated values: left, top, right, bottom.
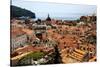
32, 17, 80, 21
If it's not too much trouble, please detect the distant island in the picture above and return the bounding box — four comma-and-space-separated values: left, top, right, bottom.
10, 5, 36, 18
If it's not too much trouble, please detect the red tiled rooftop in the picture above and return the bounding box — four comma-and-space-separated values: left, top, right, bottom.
11, 28, 26, 38
22, 28, 34, 36
14, 45, 38, 54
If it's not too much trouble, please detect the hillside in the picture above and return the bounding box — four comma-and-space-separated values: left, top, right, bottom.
11, 5, 36, 18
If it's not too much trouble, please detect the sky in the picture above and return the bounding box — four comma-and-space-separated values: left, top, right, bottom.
11, 0, 97, 19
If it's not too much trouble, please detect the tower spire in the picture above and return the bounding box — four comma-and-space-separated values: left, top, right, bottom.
46, 13, 51, 21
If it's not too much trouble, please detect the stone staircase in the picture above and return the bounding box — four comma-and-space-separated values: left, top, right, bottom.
68, 48, 86, 61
